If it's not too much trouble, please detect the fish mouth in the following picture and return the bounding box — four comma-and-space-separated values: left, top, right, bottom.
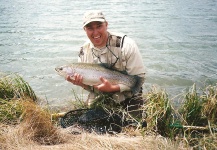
55, 67, 65, 76
55, 67, 67, 78
56, 66, 67, 71
55, 66, 75, 77
55, 67, 62, 72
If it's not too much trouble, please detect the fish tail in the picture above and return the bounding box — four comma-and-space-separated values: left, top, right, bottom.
131, 76, 144, 94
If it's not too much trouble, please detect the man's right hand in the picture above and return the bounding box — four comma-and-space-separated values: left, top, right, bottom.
66, 73, 84, 87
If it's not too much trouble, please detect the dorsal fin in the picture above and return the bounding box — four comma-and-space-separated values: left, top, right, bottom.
99, 63, 128, 75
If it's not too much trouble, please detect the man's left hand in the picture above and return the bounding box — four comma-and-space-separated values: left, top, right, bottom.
93, 77, 120, 93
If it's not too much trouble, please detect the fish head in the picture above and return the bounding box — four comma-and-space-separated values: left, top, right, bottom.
55, 66, 75, 78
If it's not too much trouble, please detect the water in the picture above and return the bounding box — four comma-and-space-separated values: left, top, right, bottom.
0, 0, 217, 106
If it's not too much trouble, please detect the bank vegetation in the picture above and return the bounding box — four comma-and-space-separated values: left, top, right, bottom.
0, 73, 216, 150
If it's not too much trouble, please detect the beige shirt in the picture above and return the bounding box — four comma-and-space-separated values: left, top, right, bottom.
78, 32, 146, 104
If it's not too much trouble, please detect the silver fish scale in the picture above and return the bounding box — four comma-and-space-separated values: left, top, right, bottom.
69, 63, 136, 87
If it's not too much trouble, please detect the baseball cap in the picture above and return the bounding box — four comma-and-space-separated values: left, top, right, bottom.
83, 10, 106, 27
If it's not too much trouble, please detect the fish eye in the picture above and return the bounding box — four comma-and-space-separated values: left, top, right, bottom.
59, 67, 63, 71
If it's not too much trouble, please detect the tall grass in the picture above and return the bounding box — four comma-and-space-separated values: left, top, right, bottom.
179, 84, 206, 126
0, 73, 38, 125
179, 83, 217, 149
0, 73, 37, 101
201, 84, 217, 124
142, 86, 175, 137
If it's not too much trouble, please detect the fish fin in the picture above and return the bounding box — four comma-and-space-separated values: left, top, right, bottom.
99, 63, 128, 75
119, 70, 128, 75
99, 63, 111, 69
131, 76, 144, 94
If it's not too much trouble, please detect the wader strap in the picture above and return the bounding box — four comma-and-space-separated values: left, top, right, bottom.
121, 35, 127, 49
117, 35, 127, 71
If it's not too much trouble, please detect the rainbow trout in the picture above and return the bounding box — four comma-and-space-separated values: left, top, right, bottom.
55, 63, 143, 94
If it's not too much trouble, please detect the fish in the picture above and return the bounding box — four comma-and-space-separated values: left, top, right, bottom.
55, 63, 143, 94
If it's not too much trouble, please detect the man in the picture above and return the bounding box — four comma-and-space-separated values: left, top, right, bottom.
67, 10, 146, 119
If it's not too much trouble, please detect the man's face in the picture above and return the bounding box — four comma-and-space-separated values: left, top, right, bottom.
84, 21, 108, 48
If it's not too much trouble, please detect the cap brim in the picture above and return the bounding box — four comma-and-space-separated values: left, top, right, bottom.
83, 19, 105, 27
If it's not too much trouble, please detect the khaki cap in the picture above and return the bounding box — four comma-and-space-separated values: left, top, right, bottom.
83, 10, 106, 27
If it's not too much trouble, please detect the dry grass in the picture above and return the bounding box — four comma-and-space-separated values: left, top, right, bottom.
0, 100, 65, 149
20, 100, 65, 145
37, 133, 187, 150
0, 124, 188, 150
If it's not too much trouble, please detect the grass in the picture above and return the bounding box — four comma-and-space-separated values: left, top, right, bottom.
178, 83, 217, 149
201, 84, 217, 124
0, 99, 23, 125
0, 73, 37, 101
0, 73, 216, 149
142, 86, 175, 137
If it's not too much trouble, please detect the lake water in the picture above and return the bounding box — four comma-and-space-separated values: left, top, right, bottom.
0, 0, 217, 106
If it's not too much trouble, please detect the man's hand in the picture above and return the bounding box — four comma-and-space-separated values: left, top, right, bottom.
94, 77, 120, 93
66, 73, 85, 87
